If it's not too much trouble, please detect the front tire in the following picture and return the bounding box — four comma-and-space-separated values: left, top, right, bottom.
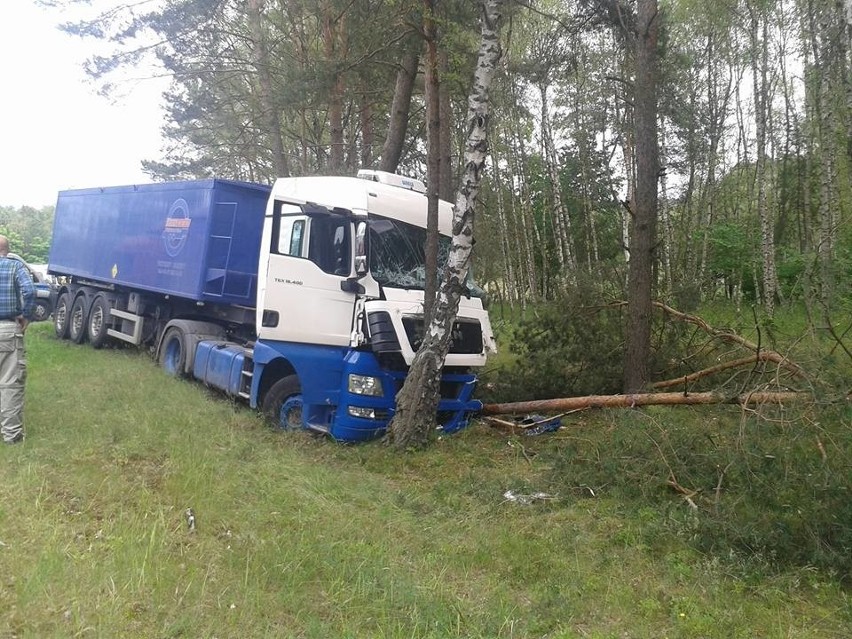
158, 326, 188, 377
54, 293, 71, 339
68, 296, 88, 344
261, 375, 304, 430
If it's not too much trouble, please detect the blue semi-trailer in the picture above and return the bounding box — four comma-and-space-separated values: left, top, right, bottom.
49, 173, 496, 441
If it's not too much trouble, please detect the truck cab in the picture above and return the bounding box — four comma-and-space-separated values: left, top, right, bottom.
250, 171, 496, 440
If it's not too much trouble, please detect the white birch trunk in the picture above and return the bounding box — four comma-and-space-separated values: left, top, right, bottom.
751, 10, 778, 315
388, 0, 504, 449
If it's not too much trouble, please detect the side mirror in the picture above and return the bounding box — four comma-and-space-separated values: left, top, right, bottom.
354, 220, 368, 277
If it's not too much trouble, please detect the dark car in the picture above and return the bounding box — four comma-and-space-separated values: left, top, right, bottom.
7, 254, 55, 321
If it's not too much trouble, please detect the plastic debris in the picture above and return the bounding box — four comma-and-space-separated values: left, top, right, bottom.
185, 507, 196, 533
503, 490, 558, 505
514, 414, 562, 435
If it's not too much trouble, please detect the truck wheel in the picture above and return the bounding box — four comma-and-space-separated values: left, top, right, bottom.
33, 300, 50, 322
68, 297, 88, 344
87, 296, 112, 349
159, 326, 188, 377
54, 293, 71, 339
261, 375, 304, 430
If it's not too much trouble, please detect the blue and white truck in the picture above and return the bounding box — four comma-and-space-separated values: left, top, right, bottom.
49, 171, 496, 441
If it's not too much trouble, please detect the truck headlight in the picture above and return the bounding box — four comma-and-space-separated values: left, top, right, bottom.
348, 406, 377, 419
348, 374, 383, 397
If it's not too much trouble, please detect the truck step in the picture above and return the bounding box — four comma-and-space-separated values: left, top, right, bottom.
306, 422, 330, 435
238, 359, 253, 399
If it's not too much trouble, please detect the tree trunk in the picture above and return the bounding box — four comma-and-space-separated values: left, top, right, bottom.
508, 111, 540, 301
387, 0, 504, 450
360, 83, 374, 168
246, 0, 289, 178
482, 391, 811, 416
322, 3, 345, 171
806, 0, 845, 311
623, 0, 659, 393
439, 49, 455, 201
380, 51, 419, 173
505, 82, 542, 300
615, 74, 634, 267
423, 0, 440, 322
750, 6, 778, 315
491, 143, 518, 306
540, 83, 575, 274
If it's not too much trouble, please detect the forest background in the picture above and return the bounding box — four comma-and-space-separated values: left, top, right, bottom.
8, 0, 850, 398
7, 0, 850, 328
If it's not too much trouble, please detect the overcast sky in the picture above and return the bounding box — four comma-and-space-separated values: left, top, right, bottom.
1, 1, 168, 208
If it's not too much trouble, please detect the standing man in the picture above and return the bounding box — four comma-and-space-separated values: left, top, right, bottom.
0, 236, 34, 444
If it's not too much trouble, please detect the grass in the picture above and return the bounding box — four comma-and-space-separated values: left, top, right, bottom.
0, 322, 849, 637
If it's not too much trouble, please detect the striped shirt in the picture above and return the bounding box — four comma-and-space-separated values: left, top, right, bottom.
0, 257, 35, 321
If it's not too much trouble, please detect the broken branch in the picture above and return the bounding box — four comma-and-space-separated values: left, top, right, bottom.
651, 353, 784, 390
651, 301, 806, 378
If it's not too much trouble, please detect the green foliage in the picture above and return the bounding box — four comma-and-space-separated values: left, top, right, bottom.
0, 204, 54, 262
481, 283, 626, 402
775, 247, 807, 299
480, 281, 704, 403
4, 322, 850, 637
543, 403, 852, 582
706, 221, 754, 283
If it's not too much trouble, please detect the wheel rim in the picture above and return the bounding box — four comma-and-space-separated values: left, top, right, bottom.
162, 338, 182, 374
279, 395, 304, 429
71, 305, 84, 337
34, 303, 47, 321
90, 306, 104, 338
55, 299, 67, 332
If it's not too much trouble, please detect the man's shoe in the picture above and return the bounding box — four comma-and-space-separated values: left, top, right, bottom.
4, 433, 23, 444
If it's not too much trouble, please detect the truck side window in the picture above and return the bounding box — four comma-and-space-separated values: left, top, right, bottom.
271, 201, 307, 257
289, 220, 305, 256
308, 216, 350, 276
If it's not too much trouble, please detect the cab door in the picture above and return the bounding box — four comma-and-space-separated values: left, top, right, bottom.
257, 201, 356, 346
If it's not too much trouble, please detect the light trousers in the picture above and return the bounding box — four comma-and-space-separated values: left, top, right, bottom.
0, 321, 26, 443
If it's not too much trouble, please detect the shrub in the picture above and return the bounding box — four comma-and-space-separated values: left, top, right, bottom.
541, 404, 852, 582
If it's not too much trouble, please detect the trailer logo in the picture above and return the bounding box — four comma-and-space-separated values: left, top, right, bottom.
163, 198, 192, 257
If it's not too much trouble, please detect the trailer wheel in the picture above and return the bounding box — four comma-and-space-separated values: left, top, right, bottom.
68, 296, 88, 344
261, 375, 304, 430
54, 293, 71, 339
159, 326, 188, 377
87, 296, 112, 349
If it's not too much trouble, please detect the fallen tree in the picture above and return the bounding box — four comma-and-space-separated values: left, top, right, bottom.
481, 391, 812, 416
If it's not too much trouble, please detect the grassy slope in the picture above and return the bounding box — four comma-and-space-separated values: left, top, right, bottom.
0, 323, 848, 638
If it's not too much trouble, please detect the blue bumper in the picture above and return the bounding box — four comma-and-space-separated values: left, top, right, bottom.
251, 342, 481, 442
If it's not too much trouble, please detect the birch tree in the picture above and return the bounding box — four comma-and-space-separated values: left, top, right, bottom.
747, 0, 780, 315
388, 0, 504, 450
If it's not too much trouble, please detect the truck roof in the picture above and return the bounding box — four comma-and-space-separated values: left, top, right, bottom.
57, 178, 271, 199
269, 176, 456, 235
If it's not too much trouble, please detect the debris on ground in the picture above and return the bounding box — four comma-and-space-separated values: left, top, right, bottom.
502, 490, 558, 505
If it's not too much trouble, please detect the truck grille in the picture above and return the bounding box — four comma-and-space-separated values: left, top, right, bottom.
367, 311, 483, 356
401, 317, 483, 354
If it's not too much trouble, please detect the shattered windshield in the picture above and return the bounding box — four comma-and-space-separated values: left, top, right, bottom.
369, 217, 450, 290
